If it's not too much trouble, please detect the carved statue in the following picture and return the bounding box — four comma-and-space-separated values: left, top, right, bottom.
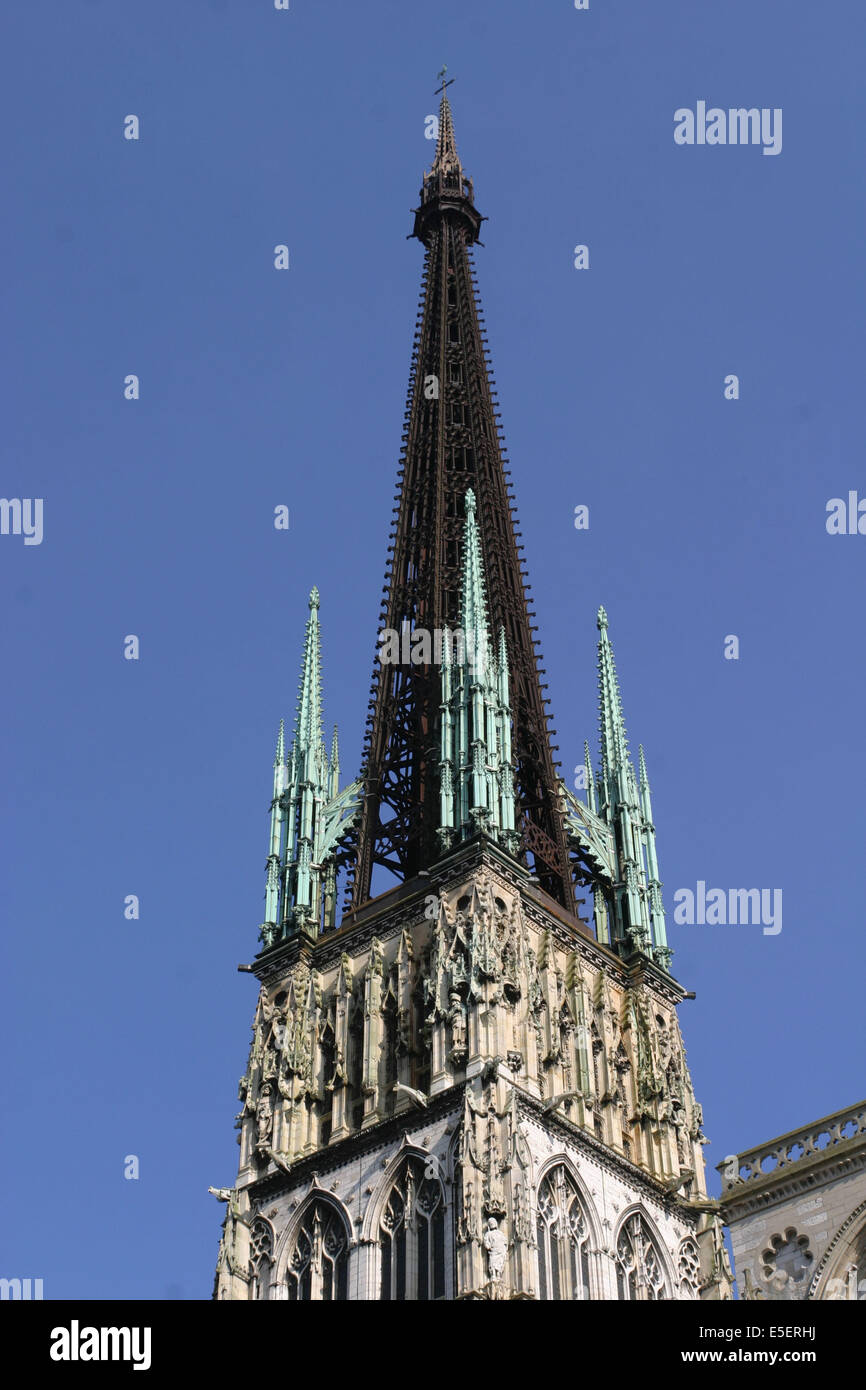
238, 1075, 256, 1117
256, 1081, 274, 1144
512, 1119, 532, 1171
448, 990, 467, 1062
484, 1218, 508, 1282
512, 1178, 531, 1242
326, 1048, 347, 1092
462, 1111, 479, 1168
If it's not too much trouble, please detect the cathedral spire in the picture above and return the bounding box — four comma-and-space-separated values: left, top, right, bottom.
430, 81, 462, 182
346, 85, 577, 914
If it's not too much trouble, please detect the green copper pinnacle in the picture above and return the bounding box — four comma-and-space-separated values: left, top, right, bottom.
561, 607, 671, 970
258, 589, 362, 947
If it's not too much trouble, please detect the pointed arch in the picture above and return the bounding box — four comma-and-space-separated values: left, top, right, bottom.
534, 1160, 600, 1301
808, 1199, 866, 1300
613, 1205, 675, 1300
361, 1138, 438, 1241
366, 1145, 447, 1301
677, 1235, 701, 1299
276, 1189, 352, 1302
534, 1155, 602, 1249
248, 1215, 275, 1301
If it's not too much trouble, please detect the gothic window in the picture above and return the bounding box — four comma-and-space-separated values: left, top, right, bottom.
615, 1212, 667, 1300
287, 1201, 348, 1301
379, 1156, 446, 1301
248, 1218, 274, 1301
536, 1167, 592, 1301
678, 1237, 701, 1299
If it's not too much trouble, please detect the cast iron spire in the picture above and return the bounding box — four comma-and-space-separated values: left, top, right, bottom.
345, 85, 577, 913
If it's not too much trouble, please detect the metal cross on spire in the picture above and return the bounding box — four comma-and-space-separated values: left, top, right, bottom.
434, 65, 454, 96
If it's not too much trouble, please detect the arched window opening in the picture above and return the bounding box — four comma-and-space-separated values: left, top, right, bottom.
678, 1238, 701, 1299
379, 1156, 446, 1301
287, 1202, 348, 1302
248, 1218, 274, 1301
616, 1212, 667, 1300
536, 1166, 592, 1301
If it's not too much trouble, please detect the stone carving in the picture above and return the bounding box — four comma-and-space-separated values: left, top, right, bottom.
448, 989, 467, 1065
740, 1269, 764, 1301
482, 1092, 508, 1217
255, 1081, 274, 1147
218, 859, 721, 1299
326, 1048, 347, 1092
459, 1177, 479, 1243
484, 1218, 508, 1282
512, 1177, 531, 1242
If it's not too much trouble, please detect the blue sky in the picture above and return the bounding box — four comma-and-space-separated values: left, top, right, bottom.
2, 0, 864, 1298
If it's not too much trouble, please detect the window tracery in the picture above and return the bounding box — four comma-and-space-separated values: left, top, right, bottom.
379, 1155, 446, 1300
248, 1218, 274, 1301
536, 1166, 592, 1300
616, 1211, 667, 1300
286, 1201, 348, 1301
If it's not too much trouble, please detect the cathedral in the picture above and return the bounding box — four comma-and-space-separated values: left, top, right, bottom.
211, 85, 733, 1302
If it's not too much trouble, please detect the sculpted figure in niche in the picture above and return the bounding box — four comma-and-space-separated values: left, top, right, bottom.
461, 1178, 479, 1242
462, 1113, 479, 1169
256, 1081, 274, 1144
448, 990, 467, 1060
326, 1048, 347, 1092
484, 1218, 508, 1282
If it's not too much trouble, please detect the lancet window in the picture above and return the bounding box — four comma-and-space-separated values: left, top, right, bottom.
379, 1156, 446, 1301
286, 1201, 348, 1301
248, 1218, 274, 1301
536, 1166, 593, 1301
615, 1211, 667, 1300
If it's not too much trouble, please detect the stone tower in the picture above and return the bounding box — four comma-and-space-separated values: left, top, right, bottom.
211, 86, 732, 1302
